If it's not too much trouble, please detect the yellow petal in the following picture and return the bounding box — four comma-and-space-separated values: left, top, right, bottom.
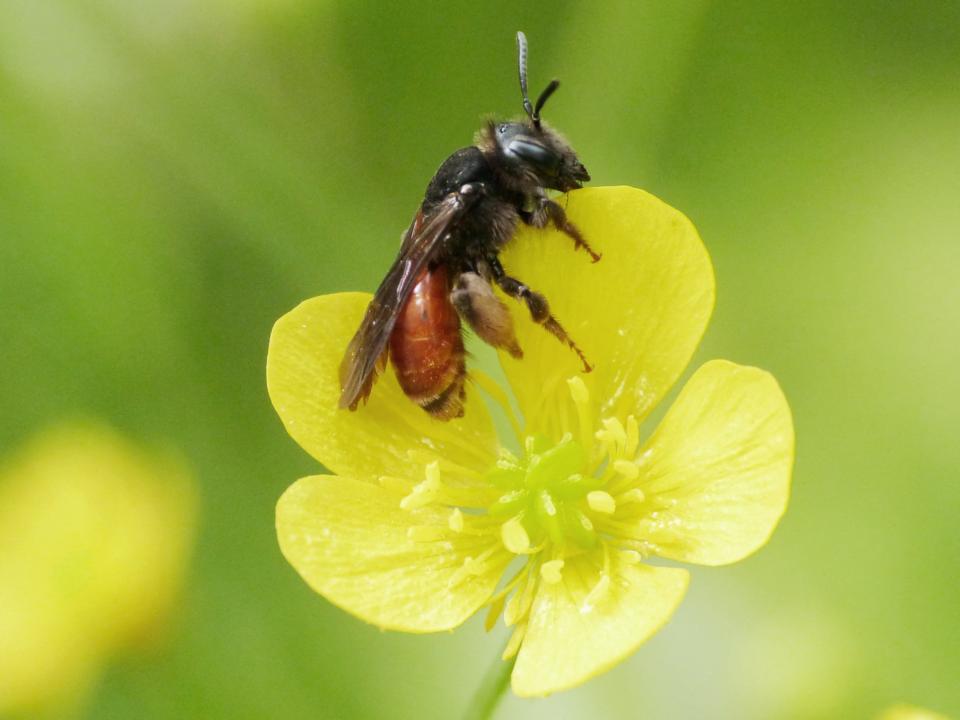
276, 474, 508, 632
267, 293, 498, 479
635, 360, 793, 565
498, 186, 714, 440
511, 552, 689, 697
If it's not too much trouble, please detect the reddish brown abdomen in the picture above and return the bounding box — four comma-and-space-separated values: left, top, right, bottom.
390, 265, 466, 419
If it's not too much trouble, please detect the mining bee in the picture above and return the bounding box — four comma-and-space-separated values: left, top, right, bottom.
339, 31, 599, 420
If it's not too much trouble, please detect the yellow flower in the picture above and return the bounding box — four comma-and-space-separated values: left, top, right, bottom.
878, 705, 953, 720
0, 423, 196, 716
269, 186, 793, 697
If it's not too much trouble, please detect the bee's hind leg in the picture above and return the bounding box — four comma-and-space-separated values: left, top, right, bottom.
451, 272, 523, 358
486, 258, 592, 372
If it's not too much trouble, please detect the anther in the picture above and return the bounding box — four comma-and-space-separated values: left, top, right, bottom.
587, 490, 616, 514
613, 459, 639, 480
620, 488, 646, 504
540, 559, 565, 584
501, 516, 531, 554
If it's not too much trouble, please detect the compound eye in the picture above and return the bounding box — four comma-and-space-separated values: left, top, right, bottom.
504, 138, 561, 173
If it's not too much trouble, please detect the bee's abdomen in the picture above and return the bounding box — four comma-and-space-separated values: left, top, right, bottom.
390, 265, 466, 420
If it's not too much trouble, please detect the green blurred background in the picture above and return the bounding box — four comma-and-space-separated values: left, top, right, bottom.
1, 1, 958, 718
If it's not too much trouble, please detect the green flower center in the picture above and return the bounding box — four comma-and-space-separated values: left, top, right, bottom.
486, 434, 609, 552
396, 376, 659, 643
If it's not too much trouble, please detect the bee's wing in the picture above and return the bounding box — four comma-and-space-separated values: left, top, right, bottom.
338, 189, 478, 410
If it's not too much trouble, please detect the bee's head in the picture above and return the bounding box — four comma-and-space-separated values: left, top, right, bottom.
482, 31, 589, 193
491, 118, 589, 193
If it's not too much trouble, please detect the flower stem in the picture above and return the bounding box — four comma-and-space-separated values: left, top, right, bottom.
463, 651, 516, 720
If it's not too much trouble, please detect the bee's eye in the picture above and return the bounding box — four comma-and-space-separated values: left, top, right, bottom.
498, 124, 507, 134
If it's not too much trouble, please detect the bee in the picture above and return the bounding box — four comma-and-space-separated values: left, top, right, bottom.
339, 31, 599, 420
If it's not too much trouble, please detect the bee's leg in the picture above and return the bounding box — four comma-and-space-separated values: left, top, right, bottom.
487, 258, 592, 372
450, 272, 523, 358
526, 198, 601, 263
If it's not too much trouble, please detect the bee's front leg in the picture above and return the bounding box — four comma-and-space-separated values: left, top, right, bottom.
525, 198, 601, 262
486, 257, 592, 372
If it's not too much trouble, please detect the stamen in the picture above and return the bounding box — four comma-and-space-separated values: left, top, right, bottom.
399, 470, 440, 510
540, 559, 564, 584
619, 549, 643, 564
501, 516, 531, 554
612, 459, 639, 480
619, 488, 646, 504
586, 490, 616, 514
401, 460, 497, 510
567, 376, 594, 456
484, 595, 505, 632
502, 621, 527, 661
486, 561, 531, 607
404, 450, 483, 481
504, 564, 538, 626
448, 508, 465, 532
601, 418, 628, 454
448, 545, 501, 587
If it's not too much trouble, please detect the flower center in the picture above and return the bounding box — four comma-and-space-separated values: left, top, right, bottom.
486, 434, 607, 552
395, 375, 656, 653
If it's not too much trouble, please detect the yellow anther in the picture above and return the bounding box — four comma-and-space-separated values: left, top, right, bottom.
602, 417, 628, 450
448, 508, 465, 532
399, 483, 432, 510
567, 375, 594, 457
613, 459, 639, 480
501, 516, 531, 554
540, 559, 565, 584
399, 462, 443, 510
619, 549, 643, 564
587, 490, 617, 514
620, 488, 646, 504
567, 376, 589, 405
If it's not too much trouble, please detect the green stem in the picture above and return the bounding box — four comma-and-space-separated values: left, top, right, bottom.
463, 651, 516, 720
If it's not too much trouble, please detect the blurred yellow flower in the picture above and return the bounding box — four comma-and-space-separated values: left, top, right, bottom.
0, 424, 196, 716
878, 705, 952, 720
268, 186, 793, 697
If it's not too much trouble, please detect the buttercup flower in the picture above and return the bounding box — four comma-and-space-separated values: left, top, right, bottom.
877, 706, 952, 720
0, 423, 196, 716
269, 186, 793, 697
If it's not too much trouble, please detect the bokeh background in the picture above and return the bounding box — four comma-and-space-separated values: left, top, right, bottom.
1, 1, 958, 718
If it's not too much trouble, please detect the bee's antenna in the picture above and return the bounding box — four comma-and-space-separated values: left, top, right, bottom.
533, 79, 560, 122
516, 31, 535, 122
516, 31, 558, 129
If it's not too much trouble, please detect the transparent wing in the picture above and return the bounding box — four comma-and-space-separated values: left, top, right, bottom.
338, 190, 478, 410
